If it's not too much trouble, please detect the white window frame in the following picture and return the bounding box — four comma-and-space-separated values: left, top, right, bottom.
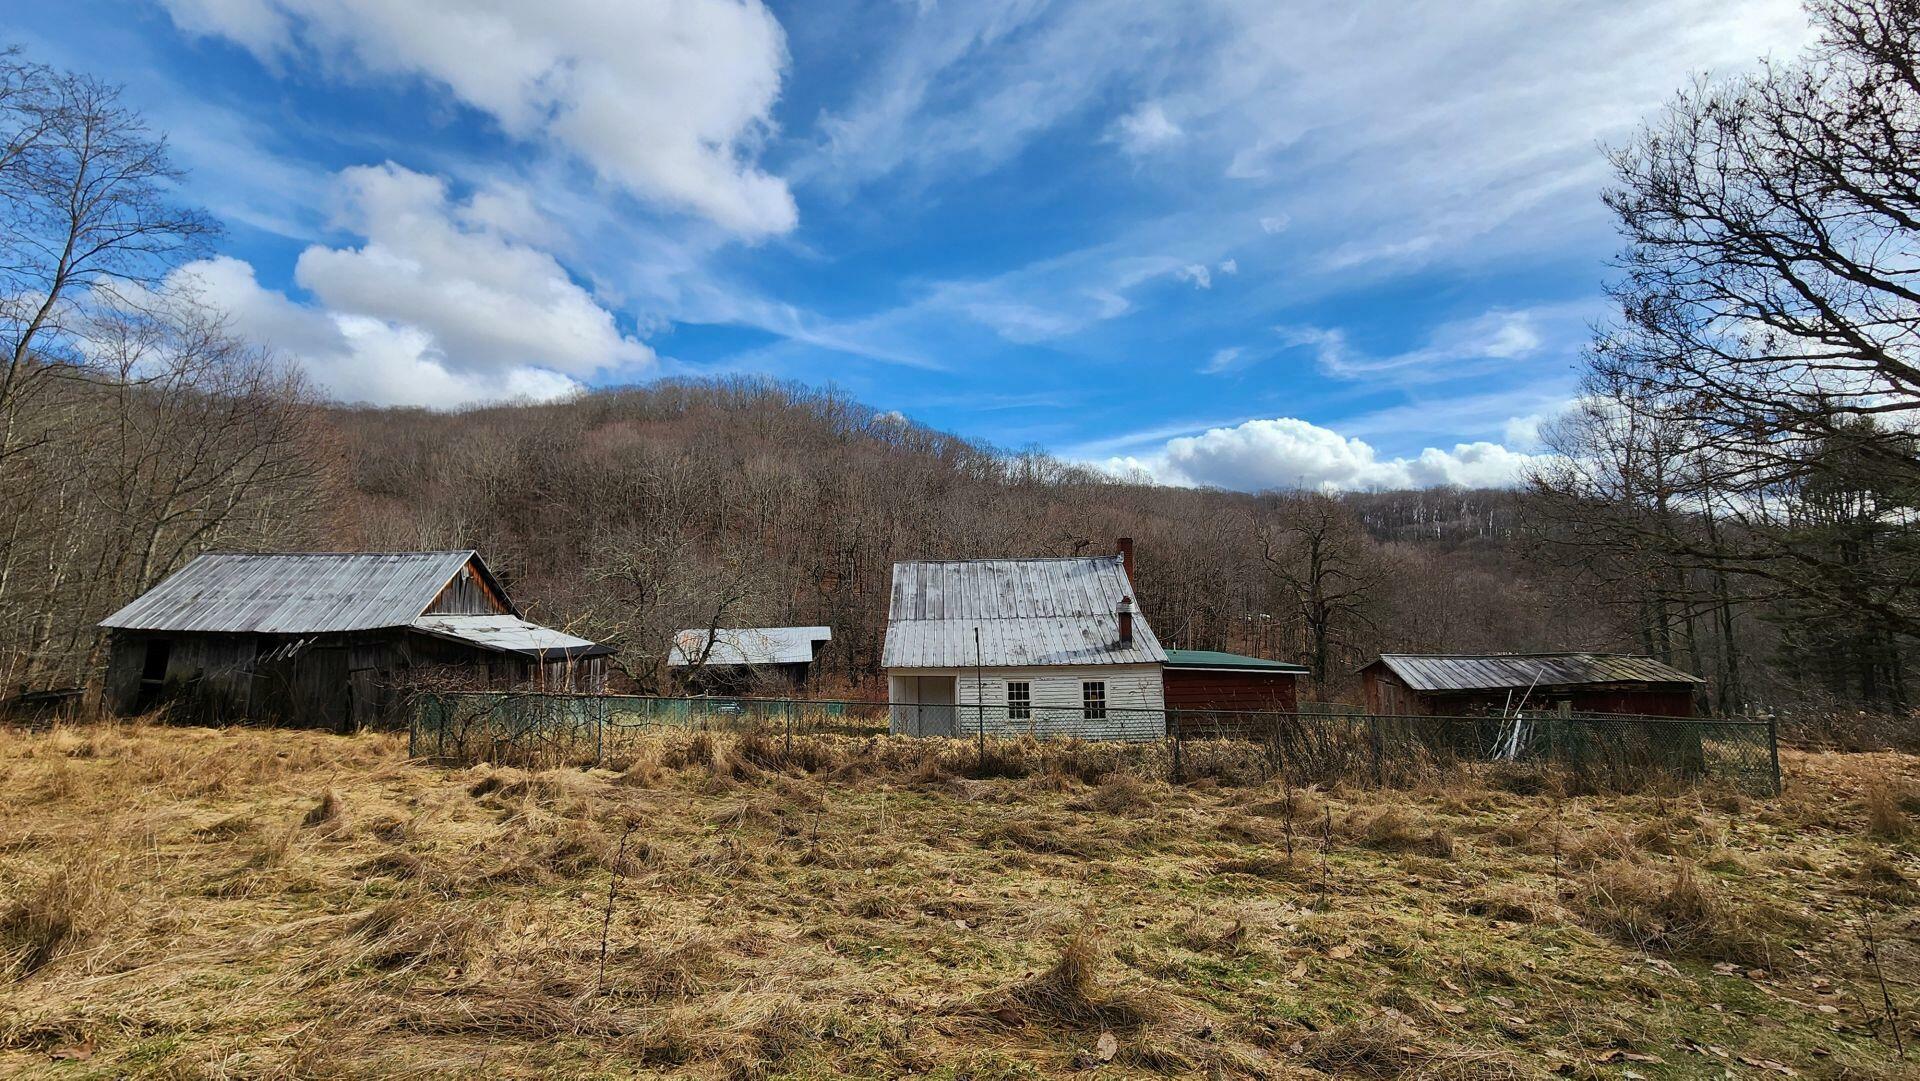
1082, 680, 1107, 720
1006, 680, 1031, 720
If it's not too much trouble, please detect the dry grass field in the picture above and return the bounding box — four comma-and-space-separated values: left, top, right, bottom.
0, 721, 1916, 1079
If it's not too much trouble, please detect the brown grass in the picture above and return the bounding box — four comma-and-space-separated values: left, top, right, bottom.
1863, 781, 1914, 840
0, 723, 1910, 1078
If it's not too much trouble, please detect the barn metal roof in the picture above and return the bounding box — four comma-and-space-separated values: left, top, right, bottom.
99, 551, 502, 634
668, 626, 832, 667
1368, 653, 1705, 692
882, 556, 1166, 668
1164, 649, 1308, 673
411, 615, 612, 659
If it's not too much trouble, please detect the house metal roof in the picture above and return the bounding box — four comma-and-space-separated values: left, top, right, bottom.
882, 556, 1166, 668
1367, 653, 1705, 693
669, 626, 832, 667
1164, 649, 1307, 673
99, 551, 505, 634
411, 615, 612, 659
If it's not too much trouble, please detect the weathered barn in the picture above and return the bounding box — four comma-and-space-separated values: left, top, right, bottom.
99, 551, 611, 729
882, 540, 1168, 740
1359, 653, 1704, 718
1163, 649, 1306, 736
668, 626, 832, 693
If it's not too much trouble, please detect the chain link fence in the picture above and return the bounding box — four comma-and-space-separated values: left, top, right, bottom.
408, 692, 1779, 795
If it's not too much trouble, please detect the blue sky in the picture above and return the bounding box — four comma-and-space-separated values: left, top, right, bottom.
13, 0, 1816, 490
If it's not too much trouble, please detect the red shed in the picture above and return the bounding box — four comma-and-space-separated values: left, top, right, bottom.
1163, 649, 1306, 737
1359, 653, 1703, 718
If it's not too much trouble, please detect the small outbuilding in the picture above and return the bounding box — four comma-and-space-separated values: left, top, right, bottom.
99, 551, 611, 729
882, 540, 1167, 740
1162, 649, 1306, 736
1359, 653, 1704, 718
668, 626, 832, 693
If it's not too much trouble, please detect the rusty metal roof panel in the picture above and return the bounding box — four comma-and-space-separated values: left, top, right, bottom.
881, 556, 1165, 668
1372, 653, 1704, 692
668, 626, 832, 667
100, 551, 482, 634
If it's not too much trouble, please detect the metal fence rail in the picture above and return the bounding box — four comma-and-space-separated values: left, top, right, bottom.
408, 692, 1779, 795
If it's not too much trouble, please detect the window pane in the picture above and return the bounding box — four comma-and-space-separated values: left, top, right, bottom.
1082, 680, 1106, 720
1007, 681, 1030, 720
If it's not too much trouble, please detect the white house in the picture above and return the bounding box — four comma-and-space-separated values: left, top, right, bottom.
881, 539, 1167, 740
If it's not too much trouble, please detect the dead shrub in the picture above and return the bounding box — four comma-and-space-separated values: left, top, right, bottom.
1351, 807, 1455, 857
0, 857, 120, 978
1576, 859, 1781, 967
1863, 782, 1914, 840
1854, 853, 1918, 902
1456, 883, 1565, 925
302, 789, 345, 829
614, 752, 664, 788
975, 926, 1153, 1033
1071, 773, 1153, 815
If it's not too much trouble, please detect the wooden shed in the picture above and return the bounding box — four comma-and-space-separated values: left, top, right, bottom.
1162, 649, 1305, 736
99, 551, 611, 730
668, 626, 832, 694
1359, 653, 1703, 718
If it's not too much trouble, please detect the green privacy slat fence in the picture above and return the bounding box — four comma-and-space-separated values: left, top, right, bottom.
408, 692, 1779, 796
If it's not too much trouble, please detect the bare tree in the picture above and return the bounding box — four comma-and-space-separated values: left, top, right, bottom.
1258, 493, 1381, 694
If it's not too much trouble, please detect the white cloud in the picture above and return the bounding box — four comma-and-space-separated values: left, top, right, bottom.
1103, 416, 1555, 492
173, 256, 584, 406
159, 0, 796, 235
296, 163, 652, 379
1278, 305, 1581, 385
1177, 264, 1213, 289
1218, 258, 1238, 276
1110, 102, 1183, 154
164, 162, 651, 406
1203, 346, 1242, 374
1259, 215, 1289, 235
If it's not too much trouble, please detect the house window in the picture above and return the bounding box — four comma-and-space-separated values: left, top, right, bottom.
1082, 680, 1107, 720
1007, 681, 1031, 720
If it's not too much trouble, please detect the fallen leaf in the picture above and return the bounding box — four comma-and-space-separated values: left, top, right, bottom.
1096, 1031, 1118, 1063
1287, 959, 1307, 979
1328, 944, 1355, 960
1432, 1000, 1467, 1015
50, 1044, 92, 1062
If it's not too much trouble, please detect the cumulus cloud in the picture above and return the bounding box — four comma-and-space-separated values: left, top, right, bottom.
1110, 102, 1183, 154
174, 256, 585, 406
1218, 258, 1238, 276
1259, 214, 1289, 235
1102, 416, 1554, 492
297, 163, 652, 378
159, 0, 796, 235
169, 162, 651, 406
1176, 263, 1213, 289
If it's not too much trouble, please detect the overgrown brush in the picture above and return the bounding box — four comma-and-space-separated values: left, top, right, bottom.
0, 857, 121, 978
1576, 859, 1786, 967
974, 926, 1153, 1033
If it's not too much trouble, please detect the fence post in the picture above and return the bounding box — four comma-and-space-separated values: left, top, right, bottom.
1767, 713, 1781, 796
1170, 723, 1184, 784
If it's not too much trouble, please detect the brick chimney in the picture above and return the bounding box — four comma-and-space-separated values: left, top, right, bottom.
1117, 536, 1135, 586
1117, 595, 1134, 645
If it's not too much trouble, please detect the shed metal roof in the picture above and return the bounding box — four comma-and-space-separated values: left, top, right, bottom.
411, 615, 612, 659
1367, 653, 1705, 693
1164, 649, 1307, 673
882, 556, 1166, 668
99, 551, 505, 634
669, 626, 831, 667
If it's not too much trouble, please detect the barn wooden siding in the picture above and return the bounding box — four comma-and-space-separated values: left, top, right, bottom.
100, 550, 609, 731
1163, 669, 1300, 737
